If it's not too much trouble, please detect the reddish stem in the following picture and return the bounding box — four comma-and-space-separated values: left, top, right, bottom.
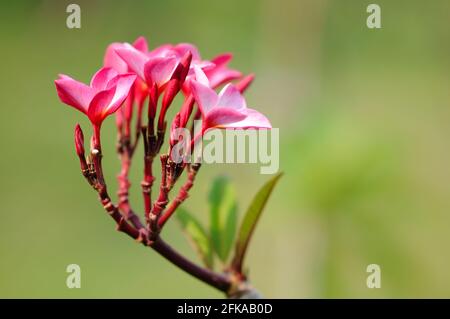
149, 155, 170, 232
101, 195, 141, 240
89, 126, 141, 239
88, 147, 230, 292
158, 163, 201, 229
75, 78, 239, 295
142, 154, 155, 224
117, 149, 145, 230
151, 237, 231, 292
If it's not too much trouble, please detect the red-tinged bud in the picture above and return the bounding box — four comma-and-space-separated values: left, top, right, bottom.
180, 95, 195, 127
179, 51, 192, 84
171, 51, 192, 84
74, 124, 88, 174
162, 79, 180, 109
158, 52, 193, 131
159, 78, 180, 130
236, 73, 255, 93
74, 124, 85, 157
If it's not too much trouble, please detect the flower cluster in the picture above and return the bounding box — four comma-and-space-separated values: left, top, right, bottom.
54, 37, 271, 293
55, 37, 271, 291
56, 36, 270, 145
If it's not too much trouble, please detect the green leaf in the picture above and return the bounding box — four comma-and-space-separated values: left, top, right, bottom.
231, 173, 283, 272
177, 207, 213, 269
222, 201, 238, 262
209, 176, 238, 262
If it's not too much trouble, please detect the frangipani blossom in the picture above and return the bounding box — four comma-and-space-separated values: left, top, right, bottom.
190, 75, 271, 133
104, 36, 149, 105
115, 42, 214, 92
104, 36, 149, 73
55, 67, 136, 126
115, 44, 179, 91
55, 36, 279, 297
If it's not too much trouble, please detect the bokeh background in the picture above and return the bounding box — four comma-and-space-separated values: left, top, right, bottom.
0, 0, 449, 298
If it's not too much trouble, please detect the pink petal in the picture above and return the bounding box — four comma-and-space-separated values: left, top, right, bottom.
210, 53, 233, 67
190, 80, 218, 114
115, 45, 148, 80
194, 60, 215, 71
149, 44, 174, 58
208, 68, 242, 88
205, 53, 241, 88
87, 87, 116, 125
193, 66, 210, 86
55, 75, 95, 114
143, 56, 177, 87
173, 43, 201, 60
104, 74, 137, 116
90, 67, 118, 90
203, 107, 247, 131
217, 84, 246, 110
132, 36, 148, 53
217, 108, 272, 129
104, 43, 129, 74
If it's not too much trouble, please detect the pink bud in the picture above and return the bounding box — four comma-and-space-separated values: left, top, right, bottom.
74, 124, 89, 173
173, 51, 193, 84
159, 79, 180, 129
74, 124, 85, 157
179, 95, 195, 127
158, 52, 193, 130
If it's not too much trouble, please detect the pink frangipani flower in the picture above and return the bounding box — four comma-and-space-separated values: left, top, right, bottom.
115, 42, 213, 92
104, 36, 149, 103
190, 72, 271, 133
104, 36, 149, 74
114, 44, 179, 91
55, 67, 136, 126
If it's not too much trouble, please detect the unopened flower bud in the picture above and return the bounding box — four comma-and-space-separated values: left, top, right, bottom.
74, 124, 88, 173
179, 95, 195, 128
74, 124, 85, 157
178, 51, 193, 84
159, 79, 180, 129
171, 51, 192, 84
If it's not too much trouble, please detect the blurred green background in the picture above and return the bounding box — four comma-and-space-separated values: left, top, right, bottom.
0, 0, 449, 298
